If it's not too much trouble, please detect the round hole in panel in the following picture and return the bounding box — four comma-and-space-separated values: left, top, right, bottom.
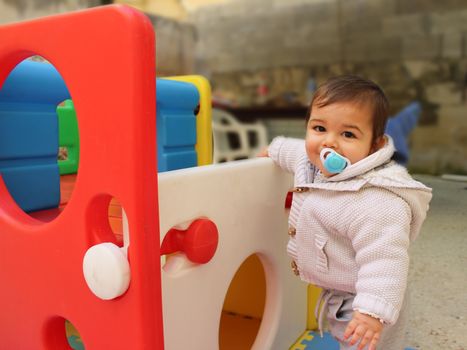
86, 194, 125, 248
65, 319, 85, 350
0, 56, 79, 223
219, 254, 266, 350
43, 316, 84, 350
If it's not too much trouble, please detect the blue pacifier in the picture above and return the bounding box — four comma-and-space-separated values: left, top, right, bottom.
320, 148, 351, 174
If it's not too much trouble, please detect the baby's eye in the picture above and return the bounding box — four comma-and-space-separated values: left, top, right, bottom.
313, 125, 326, 132
342, 131, 356, 138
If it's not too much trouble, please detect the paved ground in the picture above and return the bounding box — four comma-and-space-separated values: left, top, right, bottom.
407, 175, 467, 350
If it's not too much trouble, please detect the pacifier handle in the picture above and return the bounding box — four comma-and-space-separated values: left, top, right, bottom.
319, 148, 351, 174
320, 148, 333, 164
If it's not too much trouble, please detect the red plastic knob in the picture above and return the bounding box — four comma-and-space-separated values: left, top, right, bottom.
285, 191, 293, 209
160, 219, 219, 264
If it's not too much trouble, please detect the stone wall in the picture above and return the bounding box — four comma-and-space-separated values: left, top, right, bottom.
0, 1, 196, 80
0, 0, 102, 24
192, 0, 467, 175
146, 14, 196, 76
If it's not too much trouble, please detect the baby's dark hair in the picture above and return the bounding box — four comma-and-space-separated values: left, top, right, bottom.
307, 75, 389, 144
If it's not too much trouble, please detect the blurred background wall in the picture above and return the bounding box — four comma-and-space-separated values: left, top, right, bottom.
0, 0, 103, 22
190, 0, 467, 175
1, 0, 466, 175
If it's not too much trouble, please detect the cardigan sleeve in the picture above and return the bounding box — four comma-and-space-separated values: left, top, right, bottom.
268, 137, 306, 174
347, 188, 412, 325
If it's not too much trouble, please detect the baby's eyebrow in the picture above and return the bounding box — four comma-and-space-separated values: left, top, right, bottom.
309, 118, 325, 123
342, 124, 363, 133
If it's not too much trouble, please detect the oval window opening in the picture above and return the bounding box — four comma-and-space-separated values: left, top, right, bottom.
219, 254, 266, 350
0, 56, 79, 223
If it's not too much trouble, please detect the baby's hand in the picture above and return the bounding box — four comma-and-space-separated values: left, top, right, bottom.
257, 147, 269, 157
343, 311, 383, 350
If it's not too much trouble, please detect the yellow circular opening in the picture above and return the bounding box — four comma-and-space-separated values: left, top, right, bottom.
219, 254, 266, 350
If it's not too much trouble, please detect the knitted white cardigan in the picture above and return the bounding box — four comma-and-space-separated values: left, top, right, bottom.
268, 136, 432, 325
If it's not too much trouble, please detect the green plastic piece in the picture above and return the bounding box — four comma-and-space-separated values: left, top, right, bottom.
67, 335, 85, 350
57, 99, 80, 175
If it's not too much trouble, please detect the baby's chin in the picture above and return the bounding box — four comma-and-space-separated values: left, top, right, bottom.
310, 160, 335, 178
320, 168, 336, 177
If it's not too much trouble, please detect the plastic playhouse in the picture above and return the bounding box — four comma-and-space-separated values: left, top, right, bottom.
0, 5, 414, 350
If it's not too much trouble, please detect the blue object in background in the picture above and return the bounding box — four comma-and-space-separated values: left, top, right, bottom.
156, 79, 199, 172
0, 60, 70, 212
386, 101, 421, 166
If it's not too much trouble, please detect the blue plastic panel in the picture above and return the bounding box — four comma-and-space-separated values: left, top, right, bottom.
156, 79, 199, 172
0, 60, 70, 212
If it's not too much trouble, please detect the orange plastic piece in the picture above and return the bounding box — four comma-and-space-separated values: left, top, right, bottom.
160, 219, 219, 264
0, 5, 163, 350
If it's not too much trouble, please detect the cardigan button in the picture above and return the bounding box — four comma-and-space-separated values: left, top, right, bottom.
292, 186, 309, 193
291, 260, 299, 276
288, 227, 296, 237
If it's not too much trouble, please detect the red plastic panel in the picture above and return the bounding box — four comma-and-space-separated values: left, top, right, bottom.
0, 5, 163, 350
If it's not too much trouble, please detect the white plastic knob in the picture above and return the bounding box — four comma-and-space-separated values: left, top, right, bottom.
83, 243, 131, 300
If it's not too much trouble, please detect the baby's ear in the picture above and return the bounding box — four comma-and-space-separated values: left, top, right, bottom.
371, 136, 386, 153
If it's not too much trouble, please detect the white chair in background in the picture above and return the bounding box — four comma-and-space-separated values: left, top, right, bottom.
212, 108, 268, 163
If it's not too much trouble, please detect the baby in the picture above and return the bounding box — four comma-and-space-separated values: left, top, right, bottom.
262, 75, 432, 350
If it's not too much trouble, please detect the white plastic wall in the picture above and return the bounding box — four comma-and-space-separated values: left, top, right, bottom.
157, 158, 308, 350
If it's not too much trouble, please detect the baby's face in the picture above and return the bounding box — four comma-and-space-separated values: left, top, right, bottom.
305, 101, 378, 177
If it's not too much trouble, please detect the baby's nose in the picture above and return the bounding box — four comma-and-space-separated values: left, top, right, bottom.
322, 133, 338, 148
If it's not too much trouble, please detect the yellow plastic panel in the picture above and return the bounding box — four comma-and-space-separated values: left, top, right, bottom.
167, 75, 213, 166
307, 284, 322, 330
